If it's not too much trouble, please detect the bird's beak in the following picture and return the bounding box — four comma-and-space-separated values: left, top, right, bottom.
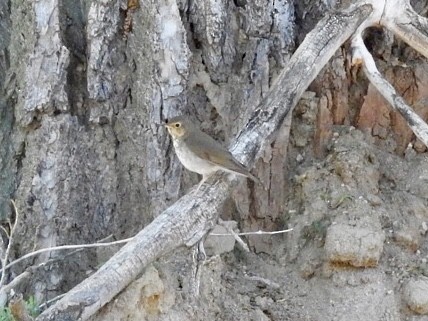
164, 122, 172, 135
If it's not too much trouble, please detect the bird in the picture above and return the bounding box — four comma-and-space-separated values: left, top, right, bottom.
164, 115, 260, 190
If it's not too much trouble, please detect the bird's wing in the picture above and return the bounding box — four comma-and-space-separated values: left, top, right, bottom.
185, 132, 253, 178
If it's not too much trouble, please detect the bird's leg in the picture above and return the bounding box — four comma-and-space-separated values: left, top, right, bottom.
197, 239, 206, 261
194, 174, 211, 193
190, 238, 207, 297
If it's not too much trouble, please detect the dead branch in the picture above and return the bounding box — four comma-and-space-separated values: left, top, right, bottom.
35, 4, 372, 321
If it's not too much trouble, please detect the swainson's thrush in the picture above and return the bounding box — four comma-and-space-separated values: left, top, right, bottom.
165, 116, 259, 189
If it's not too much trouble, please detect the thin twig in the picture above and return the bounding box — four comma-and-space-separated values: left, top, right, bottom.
0, 234, 119, 307
210, 228, 293, 236
32, 234, 116, 270
38, 293, 66, 311
4, 227, 293, 274
243, 272, 281, 289
0, 201, 20, 288
0, 226, 10, 238
217, 219, 250, 252
4, 237, 133, 272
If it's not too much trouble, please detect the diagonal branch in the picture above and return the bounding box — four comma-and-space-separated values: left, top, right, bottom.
351, 35, 428, 147
35, 4, 372, 321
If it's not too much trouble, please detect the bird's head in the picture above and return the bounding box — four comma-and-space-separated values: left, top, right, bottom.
164, 116, 193, 139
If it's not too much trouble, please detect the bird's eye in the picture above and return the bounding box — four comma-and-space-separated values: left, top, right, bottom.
175, 123, 181, 128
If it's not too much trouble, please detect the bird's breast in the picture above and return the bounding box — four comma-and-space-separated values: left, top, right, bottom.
172, 140, 218, 176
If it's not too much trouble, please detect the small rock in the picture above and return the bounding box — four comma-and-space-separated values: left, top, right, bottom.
299, 260, 318, 279
414, 139, 427, 153
324, 224, 385, 267
420, 222, 428, 235
394, 229, 420, 252
366, 194, 382, 206
403, 278, 428, 314
404, 143, 417, 160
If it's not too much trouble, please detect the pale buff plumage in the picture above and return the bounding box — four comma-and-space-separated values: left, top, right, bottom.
165, 116, 259, 188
